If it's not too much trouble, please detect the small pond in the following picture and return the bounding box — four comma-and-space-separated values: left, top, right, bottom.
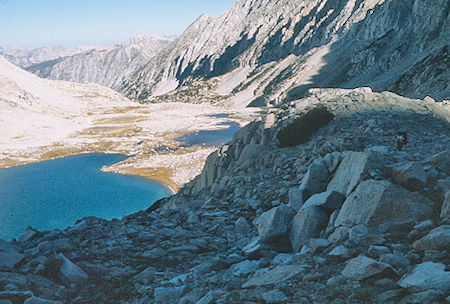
176, 121, 241, 148
0, 153, 172, 240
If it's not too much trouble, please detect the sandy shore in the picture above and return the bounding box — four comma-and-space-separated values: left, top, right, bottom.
0, 58, 262, 191
1, 101, 260, 191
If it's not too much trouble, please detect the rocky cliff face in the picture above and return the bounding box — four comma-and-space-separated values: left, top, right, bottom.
2, 88, 449, 303
121, 0, 449, 105
25, 34, 172, 90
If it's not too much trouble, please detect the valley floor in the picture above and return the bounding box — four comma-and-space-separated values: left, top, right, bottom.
0, 101, 259, 192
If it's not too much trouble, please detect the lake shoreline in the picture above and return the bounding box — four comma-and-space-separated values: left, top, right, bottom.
1, 102, 261, 192
0, 153, 174, 241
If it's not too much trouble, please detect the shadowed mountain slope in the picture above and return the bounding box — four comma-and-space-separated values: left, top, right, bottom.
120, 0, 449, 106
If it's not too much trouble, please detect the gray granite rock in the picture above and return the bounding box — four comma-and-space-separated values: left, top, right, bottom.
154, 286, 185, 303
196, 291, 216, 304
309, 238, 331, 254
243, 265, 307, 288
235, 217, 250, 234
0, 240, 24, 268
261, 289, 288, 304
132, 267, 156, 284
301, 191, 345, 214
300, 158, 330, 196
334, 180, 432, 231
18, 229, 38, 243
368, 245, 391, 259
229, 260, 259, 277
413, 225, 450, 251
57, 253, 88, 284
399, 290, 445, 304
24, 297, 63, 304
385, 161, 429, 192
342, 255, 397, 280
289, 206, 328, 252
327, 152, 383, 196
398, 262, 450, 293
288, 187, 307, 211
440, 191, 450, 223
380, 253, 410, 269
256, 205, 296, 246
328, 245, 350, 259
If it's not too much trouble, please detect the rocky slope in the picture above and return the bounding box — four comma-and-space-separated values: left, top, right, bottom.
25, 34, 172, 90
0, 45, 96, 69
1, 88, 449, 303
120, 0, 449, 106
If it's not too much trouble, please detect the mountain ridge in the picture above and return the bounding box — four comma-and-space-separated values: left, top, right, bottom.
0, 45, 96, 69
120, 0, 449, 105
23, 33, 173, 90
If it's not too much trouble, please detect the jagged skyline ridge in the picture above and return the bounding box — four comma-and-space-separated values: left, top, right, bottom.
120, 0, 449, 103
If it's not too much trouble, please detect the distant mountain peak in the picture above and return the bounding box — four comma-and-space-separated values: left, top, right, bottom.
22, 33, 171, 90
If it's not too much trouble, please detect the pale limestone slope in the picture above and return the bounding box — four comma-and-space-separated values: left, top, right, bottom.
0, 56, 131, 157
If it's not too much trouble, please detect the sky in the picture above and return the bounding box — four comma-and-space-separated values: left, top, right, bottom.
0, 0, 236, 48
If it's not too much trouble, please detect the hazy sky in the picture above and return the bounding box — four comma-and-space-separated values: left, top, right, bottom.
0, 0, 236, 48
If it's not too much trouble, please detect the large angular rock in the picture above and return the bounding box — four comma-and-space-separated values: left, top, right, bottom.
229, 260, 259, 277
399, 290, 445, 304
288, 187, 307, 211
423, 152, 450, 176
413, 225, 450, 251
235, 217, 250, 234
261, 290, 288, 304
309, 238, 331, 254
322, 152, 344, 173
57, 253, 88, 284
385, 161, 428, 192
0, 291, 33, 303
300, 158, 330, 196
242, 265, 307, 288
239, 144, 269, 162
341, 255, 397, 281
132, 266, 156, 284
289, 206, 328, 252
154, 286, 185, 303
24, 297, 63, 304
0, 240, 24, 268
189, 146, 228, 194
328, 245, 350, 259
256, 205, 296, 247
301, 191, 345, 214
398, 262, 450, 293
380, 253, 410, 269
327, 152, 383, 196
334, 180, 433, 231
440, 191, 450, 224
436, 178, 450, 200
242, 237, 273, 259
18, 229, 38, 243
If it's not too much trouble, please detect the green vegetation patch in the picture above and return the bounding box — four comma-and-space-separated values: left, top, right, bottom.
278, 107, 334, 147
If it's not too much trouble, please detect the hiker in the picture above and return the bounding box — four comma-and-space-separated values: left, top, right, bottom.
396, 131, 407, 151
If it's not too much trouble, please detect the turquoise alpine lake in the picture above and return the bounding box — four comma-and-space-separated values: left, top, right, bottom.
0, 153, 172, 240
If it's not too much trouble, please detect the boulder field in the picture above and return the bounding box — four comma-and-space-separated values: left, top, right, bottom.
1, 88, 449, 303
